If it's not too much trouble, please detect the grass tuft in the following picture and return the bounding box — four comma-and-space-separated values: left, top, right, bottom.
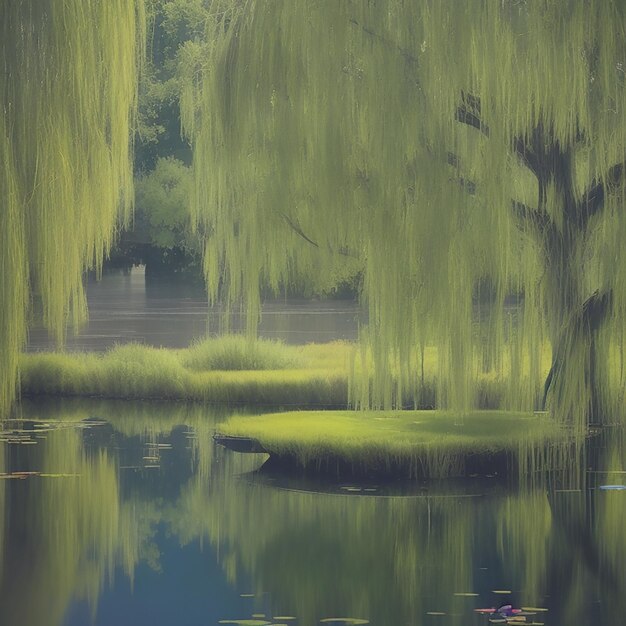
179, 335, 304, 371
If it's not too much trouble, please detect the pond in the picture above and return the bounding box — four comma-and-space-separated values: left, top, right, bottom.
26, 267, 362, 351
1, 398, 625, 626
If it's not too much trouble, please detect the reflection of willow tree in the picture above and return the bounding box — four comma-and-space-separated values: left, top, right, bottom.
500, 429, 626, 626
0, 430, 142, 626
166, 435, 626, 625
0, 1, 145, 416
182, 1, 626, 427
496, 491, 553, 601
170, 471, 475, 626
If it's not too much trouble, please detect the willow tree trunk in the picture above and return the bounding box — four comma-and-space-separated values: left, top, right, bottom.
526, 127, 613, 425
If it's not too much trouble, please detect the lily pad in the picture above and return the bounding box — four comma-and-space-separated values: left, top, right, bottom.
219, 620, 270, 626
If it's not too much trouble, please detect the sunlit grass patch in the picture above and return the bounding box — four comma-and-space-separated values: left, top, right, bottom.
217, 410, 568, 477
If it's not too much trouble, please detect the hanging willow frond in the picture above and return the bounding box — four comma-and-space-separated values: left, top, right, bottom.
0, 0, 146, 416
183, 0, 626, 428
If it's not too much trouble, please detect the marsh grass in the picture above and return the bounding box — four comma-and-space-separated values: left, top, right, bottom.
21, 336, 618, 415
217, 410, 570, 478
179, 335, 304, 371
20, 338, 351, 405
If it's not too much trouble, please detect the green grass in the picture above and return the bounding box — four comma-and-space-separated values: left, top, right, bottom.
18, 335, 590, 414
179, 335, 304, 371
217, 410, 570, 477
19, 338, 351, 405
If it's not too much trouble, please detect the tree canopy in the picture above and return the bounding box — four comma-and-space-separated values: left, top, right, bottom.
181, 0, 626, 428
0, 0, 145, 415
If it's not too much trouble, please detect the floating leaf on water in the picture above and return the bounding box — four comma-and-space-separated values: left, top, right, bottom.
520, 608, 548, 612
319, 619, 369, 624
272, 618, 296, 621
426, 611, 446, 615
492, 590, 511, 594
454, 592, 479, 597
239, 593, 256, 598
599, 485, 626, 490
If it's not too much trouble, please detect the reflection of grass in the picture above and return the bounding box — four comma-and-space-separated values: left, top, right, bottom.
20, 338, 351, 406
218, 410, 568, 477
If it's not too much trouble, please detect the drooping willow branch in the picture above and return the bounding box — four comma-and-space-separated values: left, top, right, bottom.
280, 212, 360, 259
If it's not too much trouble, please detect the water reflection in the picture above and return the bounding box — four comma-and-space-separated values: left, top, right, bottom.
0, 400, 624, 626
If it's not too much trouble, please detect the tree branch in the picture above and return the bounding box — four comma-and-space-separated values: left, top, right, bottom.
579, 161, 626, 228
280, 212, 319, 248
455, 91, 490, 136
510, 200, 554, 232
280, 212, 359, 258
447, 152, 477, 194
512, 135, 541, 179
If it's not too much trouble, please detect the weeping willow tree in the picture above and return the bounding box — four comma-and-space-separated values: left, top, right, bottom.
181, 0, 626, 428
0, 0, 146, 416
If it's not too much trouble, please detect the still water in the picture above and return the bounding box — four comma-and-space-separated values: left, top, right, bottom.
26, 267, 361, 351
1, 399, 625, 626
9, 271, 626, 626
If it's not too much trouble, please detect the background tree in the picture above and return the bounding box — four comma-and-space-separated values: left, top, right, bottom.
113, 156, 204, 279
108, 0, 208, 278
181, 0, 626, 428
0, 0, 145, 415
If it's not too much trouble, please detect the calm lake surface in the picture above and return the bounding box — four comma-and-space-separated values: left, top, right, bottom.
5, 270, 626, 626
26, 267, 361, 351
1, 400, 625, 626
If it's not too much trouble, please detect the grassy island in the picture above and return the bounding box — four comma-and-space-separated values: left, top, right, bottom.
216, 410, 571, 479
